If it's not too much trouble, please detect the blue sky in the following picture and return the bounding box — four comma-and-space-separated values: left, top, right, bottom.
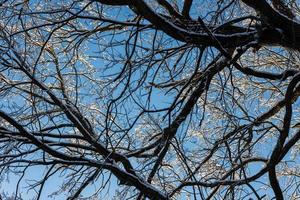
2, 0, 300, 199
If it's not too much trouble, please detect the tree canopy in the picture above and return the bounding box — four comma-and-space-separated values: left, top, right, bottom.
1, 0, 300, 199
